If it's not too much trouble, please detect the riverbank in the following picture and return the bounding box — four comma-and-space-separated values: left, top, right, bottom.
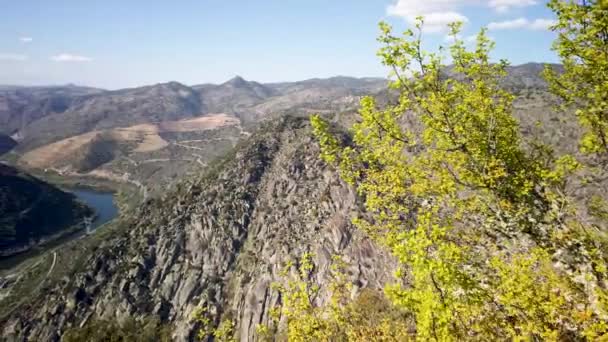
0, 223, 84, 270
0, 188, 117, 269
0, 185, 124, 319
0, 165, 143, 319
24, 168, 144, 213
0, 218, 127, 320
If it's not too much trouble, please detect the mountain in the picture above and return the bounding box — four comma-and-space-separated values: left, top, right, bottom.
14, 82, 204, 151
1, 65, 563, 196
0, 85, 104, 138
5, 76, 387, 153
254, 76, 387, 118
0, 164, 93, 257
265, 76, 387, 94
193, 76, 277, 123
503, 63, 564, 91
3, 76, 387, 194
0, 64, 591, 340
1, 116, 394, 340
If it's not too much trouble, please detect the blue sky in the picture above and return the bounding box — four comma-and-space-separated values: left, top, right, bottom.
0, 0, 558, 89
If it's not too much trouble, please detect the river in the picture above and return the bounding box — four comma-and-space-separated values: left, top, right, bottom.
0, 188, 118, 270
70, 188, 118, 230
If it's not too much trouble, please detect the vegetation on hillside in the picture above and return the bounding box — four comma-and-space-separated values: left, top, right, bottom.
545, 0, 608, 155
0, 164, 93, 256
62, 317, 172, 342
264, 1, 608, 340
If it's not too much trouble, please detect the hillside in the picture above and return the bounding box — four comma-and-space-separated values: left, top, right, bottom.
0, 63, 598, 340
4, 76, 387, 194
16, 113, 245, 196
0, 85, 103, 138
14, 82, 204, 151
0, 164, 93, 257
0, 82, 588, 339
1, 116, 394, 340
6, 76, 386, 153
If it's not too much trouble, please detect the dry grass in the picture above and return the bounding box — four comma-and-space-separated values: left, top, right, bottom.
158, 113, 240, 132
19, 114, 240, 168
20, 131, 101, 168
113, 124, 169, 153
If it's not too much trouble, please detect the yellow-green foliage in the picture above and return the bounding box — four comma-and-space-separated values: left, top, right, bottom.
258, 254, 411, 341
589, 194, 608, 221
214, 319, 237, 342
545, 0, 608, 154
62, 317, 172, 342
192, 306, 236, 342
308, 14, 608, 341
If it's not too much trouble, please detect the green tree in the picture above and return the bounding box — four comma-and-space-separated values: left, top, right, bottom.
545, 0, 608, 155
192, 305, 237, 342
257, 254, 411, 342
307, 17, 608, 340
62, 317, 172, 342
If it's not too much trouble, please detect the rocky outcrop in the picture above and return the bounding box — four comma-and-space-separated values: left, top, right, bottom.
1, 116, 394, 341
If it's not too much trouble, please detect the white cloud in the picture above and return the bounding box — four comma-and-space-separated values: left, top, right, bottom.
488, 0, 537, 13
443, 33, 462, 43
425, 12, 469, 31
387, 0, 472, 33
387, 0, 542, 32
488, 17, 528, 29
50, 53, 93, 62
0, 53, 28, 61
443, 33, 491, 44
465, 34, 479, 42
19, 37, 33, 43
529, 18, 556, 30
488, 17, 556, 30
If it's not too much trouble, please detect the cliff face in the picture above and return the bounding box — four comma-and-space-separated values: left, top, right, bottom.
2, 116, 394, 341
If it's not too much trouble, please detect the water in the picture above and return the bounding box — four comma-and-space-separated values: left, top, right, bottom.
0, 188, 118, 270
70, 189, 118, 230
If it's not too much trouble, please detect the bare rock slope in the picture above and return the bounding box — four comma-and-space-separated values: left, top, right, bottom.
1, 116, 394, 341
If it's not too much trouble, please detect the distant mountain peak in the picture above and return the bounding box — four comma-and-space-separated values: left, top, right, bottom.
225, 76, 248, 87
159, 81, 189, 89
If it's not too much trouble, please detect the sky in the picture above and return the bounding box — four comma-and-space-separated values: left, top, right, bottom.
0, 0, 559, 89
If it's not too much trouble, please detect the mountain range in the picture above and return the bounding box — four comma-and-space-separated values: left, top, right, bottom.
0, 75, 388, 196
0, 62, 580, 341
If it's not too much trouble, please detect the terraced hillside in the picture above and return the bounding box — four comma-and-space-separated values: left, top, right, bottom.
2, 76, 386, 194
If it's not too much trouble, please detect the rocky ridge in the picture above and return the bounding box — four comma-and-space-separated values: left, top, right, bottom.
1, 116, 394, 341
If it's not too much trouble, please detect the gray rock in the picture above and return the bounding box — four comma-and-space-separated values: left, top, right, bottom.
1, 117, 395, 341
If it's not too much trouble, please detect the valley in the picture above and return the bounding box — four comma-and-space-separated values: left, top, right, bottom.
1, 76, 385, 197
0, 63, 602, 341
0, 75, 391, 334
0, 186, 117, 321
3, 0, 608, 339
